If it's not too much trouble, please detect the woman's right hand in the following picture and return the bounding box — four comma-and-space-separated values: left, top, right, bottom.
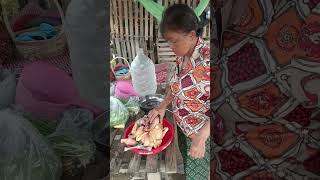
147, 106, 166, 124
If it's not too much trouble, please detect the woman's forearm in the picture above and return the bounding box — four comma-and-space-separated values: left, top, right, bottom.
199, 120, 210, 140
159, 89, 174, 109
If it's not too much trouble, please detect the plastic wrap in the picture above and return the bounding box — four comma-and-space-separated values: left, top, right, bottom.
110, 96, 129, 127
0, 108, 62, 180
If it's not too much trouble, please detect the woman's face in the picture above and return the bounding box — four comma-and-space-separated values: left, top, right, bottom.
163, 30, 197, 57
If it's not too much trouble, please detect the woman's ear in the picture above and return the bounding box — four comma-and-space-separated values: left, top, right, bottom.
189, 30, 197, 38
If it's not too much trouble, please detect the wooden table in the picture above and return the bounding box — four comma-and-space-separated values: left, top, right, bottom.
109, 109, 185, 180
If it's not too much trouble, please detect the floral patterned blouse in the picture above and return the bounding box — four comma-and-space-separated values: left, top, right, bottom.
169, 38, 210, 136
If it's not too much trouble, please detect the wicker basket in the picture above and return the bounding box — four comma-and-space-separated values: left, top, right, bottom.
110, 57, 131, 81
1, 0, 67, 59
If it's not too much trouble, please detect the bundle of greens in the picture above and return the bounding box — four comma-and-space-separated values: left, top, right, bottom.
25, 109, 96, 167
47, 133, 95, 166
124, 96, 140, 116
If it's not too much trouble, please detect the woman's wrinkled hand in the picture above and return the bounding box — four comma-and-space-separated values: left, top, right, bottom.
147, 106, 166, 124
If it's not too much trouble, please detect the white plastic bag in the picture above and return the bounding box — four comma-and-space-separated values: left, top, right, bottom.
65, 0, 107, 110
0, 108, 62, 180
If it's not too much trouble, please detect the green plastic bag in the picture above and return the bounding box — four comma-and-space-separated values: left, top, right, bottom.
110, 96, 129, 127
135, 0, 209, 21
124, 96, 140, 116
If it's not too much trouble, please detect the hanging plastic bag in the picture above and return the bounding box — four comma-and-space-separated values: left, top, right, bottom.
0, 108, 62, 180
0, 68, 16, 110
135, 0, 209, 21
110, 96, 129, 128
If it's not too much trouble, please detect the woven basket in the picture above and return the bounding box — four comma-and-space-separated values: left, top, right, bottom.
110, 57, 131, 81
1, 0, 67, 59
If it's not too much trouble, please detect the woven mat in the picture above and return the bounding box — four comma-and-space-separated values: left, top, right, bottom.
2, 49, 72, 76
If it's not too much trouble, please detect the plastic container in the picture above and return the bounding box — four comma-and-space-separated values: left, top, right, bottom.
130, 48, 157, 97
64, 0, 107, 110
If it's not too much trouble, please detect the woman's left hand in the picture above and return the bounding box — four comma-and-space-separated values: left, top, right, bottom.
188, 133, 208, 159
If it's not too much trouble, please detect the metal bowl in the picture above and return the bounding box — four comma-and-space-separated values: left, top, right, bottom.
139, 94, 164, 113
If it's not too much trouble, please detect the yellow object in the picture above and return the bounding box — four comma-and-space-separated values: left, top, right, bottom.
113, 124, 125, 129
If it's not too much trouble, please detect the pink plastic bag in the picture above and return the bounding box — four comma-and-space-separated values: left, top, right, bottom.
115, 80, 138, 99
15, 62, 102, 120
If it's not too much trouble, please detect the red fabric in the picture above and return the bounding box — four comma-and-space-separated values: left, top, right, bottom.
155, 63, 169, 83
10, 3, 61, 32
10, 3, 44, 32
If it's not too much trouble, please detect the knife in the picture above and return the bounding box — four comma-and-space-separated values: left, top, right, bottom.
124, 144, 152, 152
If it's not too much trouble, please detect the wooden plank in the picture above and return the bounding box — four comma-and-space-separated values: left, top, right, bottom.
110, 130, 127, 174
146, 155, 158, 173
187, 0, 191, 6
150, 10, 154, 41
174, 132, 184, 174
128, 154, 142, 173
164, 141, 178, 173
129, 0, 136, 60
110, 128, 119, 147
111, 0, 119, 35
159, 56, 176, 60
132, 172, 146, 180
145, 8, 148, 41
158, 52, 175, 56
164, 109, 186, 174
110, 4, 114, 36
123, 39, 130, 60
139, 2, 143, 43
115, 39, 122, 57
110, 174, 130, 180
163, 173, 186, 180
158, 47, 171, 51
147, 172, 161, 180
124, 0, 129, 37
124, 0, 132, 60
118, 0, 124, 39
134, 0, 140, 58
130, 38, 136, 62
138, 156, 147, 173
118, 150, 135, 173
193, 0, 197, 8
164, 0, 168, 8
112, 0, 121, 57
159, 151, 166, 173
121, 40, 127, 58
